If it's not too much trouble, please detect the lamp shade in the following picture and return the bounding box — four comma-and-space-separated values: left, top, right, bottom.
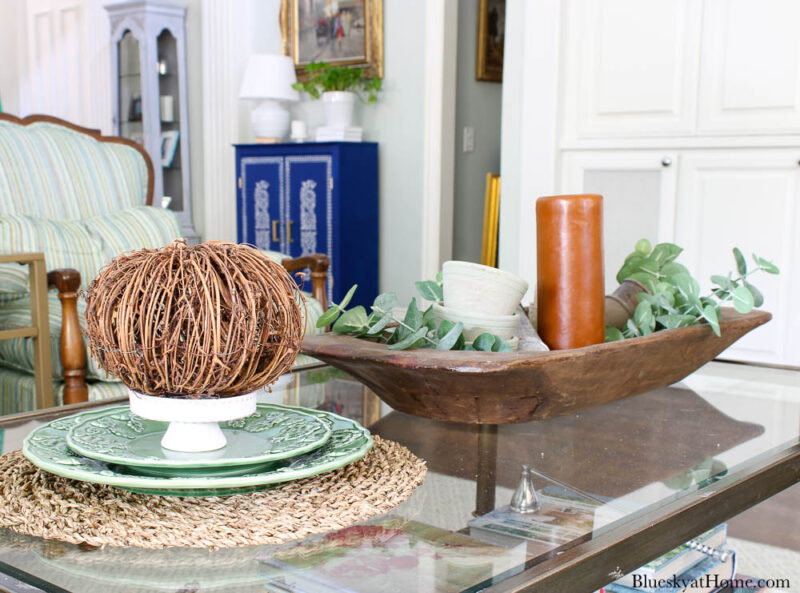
239, 55, 299, 102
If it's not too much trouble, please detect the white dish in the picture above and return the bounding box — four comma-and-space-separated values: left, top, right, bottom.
442, 261, 528, 316
432, 303, 519, 342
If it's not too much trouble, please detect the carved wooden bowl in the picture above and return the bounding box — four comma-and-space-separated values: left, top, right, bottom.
301, 308, 771, 425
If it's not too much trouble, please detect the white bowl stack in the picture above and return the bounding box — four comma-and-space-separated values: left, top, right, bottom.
438, 261, 529, 343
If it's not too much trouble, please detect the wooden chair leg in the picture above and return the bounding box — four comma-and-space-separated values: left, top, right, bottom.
47, 269, 88, 404
29, 258, 54, 409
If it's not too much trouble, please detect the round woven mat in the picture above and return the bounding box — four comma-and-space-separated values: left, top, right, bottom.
0, 436, 426, 549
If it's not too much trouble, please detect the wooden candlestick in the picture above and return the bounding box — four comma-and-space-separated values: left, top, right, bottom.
536, 194, 605, 350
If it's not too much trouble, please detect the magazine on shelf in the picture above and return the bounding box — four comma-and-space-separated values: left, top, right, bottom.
258, 518, 527, 593
467, 485, 602, 557
615, 523, 728, 591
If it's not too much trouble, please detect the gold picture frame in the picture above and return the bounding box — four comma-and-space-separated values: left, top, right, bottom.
280, 0, 384, 79
476, 0, 505, 82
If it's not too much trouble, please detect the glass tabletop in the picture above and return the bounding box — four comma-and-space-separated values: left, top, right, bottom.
0, 361, 797, 593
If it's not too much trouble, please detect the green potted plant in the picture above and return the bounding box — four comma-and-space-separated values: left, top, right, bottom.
292, 62, 382, 128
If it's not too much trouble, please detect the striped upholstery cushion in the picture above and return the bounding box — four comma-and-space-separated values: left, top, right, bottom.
83, 205, 182, 257
0, 366, 126, 415
0, 121, 148, 219
0, 292, 116, 381
0, 214, 108, 290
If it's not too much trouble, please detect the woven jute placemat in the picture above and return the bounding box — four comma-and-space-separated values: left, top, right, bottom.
0, 436, 426, 549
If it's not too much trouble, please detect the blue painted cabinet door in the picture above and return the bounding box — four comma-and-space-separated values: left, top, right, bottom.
238, 156, 284, 252
285, 155, 334, 303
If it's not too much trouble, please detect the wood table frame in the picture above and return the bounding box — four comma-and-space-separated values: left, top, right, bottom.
0, 253, 53, 409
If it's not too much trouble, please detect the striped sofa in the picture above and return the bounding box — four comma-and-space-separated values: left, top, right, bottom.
0, 114, 327, 414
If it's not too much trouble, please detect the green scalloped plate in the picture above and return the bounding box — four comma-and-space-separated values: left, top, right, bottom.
22, 405, 372, 497
65, 404, 332, 470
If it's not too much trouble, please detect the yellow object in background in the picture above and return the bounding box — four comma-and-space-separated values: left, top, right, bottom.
481, 173, 501, 267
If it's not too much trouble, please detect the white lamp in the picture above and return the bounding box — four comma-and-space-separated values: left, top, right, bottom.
239, 55, 299, 142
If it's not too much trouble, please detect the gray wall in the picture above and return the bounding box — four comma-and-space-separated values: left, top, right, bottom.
452, 3, 503, 263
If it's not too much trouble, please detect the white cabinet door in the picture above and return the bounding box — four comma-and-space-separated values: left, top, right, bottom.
563, 0, 702, 140
675, 150, 800, 366
698, 0, 800, 135
561, 151, 678, 293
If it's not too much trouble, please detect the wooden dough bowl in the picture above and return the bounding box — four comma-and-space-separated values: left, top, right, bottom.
301, 308, 771, 425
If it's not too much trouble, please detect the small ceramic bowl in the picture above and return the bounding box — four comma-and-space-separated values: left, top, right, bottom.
432, 303, 518, 342
442, 261, 529, 316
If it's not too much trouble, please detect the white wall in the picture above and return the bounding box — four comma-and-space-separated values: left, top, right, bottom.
499, 0, 561, 303
452, 3, 502, 263
0, 1, 24, 115
281, 1, 430, 301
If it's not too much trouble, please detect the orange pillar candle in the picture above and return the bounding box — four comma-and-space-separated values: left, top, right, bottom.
536, 194, 605, 350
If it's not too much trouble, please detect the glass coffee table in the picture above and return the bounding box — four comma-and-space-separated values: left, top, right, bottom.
0, 362, 797, 593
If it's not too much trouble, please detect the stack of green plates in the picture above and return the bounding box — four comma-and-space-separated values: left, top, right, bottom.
22, 403, 373, 497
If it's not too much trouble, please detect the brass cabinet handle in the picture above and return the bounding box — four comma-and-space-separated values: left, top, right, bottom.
287, 219, 294, 243
272, 220, 280, 243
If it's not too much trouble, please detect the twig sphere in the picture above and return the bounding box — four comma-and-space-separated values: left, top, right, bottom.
85, 240, 304, 397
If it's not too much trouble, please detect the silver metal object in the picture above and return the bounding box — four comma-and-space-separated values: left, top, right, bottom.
661, 157, 672, 167
510, 464, 541, 513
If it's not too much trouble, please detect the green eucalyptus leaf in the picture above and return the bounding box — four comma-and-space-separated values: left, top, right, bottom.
711, 275, 732, 290
372, 292, 398, 314
651, 243, 683, 266
754, 254, 780, 275
415, 280, 443, 303
332, 306, 369, 334
660, 262, 689, 277
435, 270, 443, 284
403, 298, 423, 331
634, 238, 652, 255
731, 284, 755, 313
656, 314, 697, 329
627, 272, 657, 293
702, 304, 721, 336
422, 305, 437, 331
436, 321, 464, 350
338, 284, 358, 310
625, 318, 641, 337
633, 301, 655, 334
315, 305, 341, 328
744, 281, 764, 308
605, 326, 624, 342
492, 337, 513, 352
472, 333, 496, 351
733, 247, 747, 276
366, 311, 393, 335
387, 326, 428, 350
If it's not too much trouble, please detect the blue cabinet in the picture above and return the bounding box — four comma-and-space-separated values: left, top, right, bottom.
235, 142, 379, 307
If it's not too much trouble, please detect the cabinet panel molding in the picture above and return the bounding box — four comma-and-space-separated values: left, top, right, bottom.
698, 0, 800, 135
236, 143, 379, 308
675, 150, 800, 366
563, 0, 702, 140
561, 150, 678, 292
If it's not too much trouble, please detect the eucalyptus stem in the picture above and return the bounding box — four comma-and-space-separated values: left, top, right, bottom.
372, 306, 439, 346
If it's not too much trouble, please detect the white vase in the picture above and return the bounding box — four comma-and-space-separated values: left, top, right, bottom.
442, 261, 529, 317
322, 91, 356, 128
128, 390, 257, 453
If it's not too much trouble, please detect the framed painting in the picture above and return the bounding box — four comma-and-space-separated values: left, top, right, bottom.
280, 0, 384, 79
476, 0, 505, 82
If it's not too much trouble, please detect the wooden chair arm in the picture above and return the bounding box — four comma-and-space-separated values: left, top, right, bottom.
46, 268, 88, 404
281, 254, 330, 311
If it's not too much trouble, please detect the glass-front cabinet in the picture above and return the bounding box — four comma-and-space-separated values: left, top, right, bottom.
107, 0, 198, 242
